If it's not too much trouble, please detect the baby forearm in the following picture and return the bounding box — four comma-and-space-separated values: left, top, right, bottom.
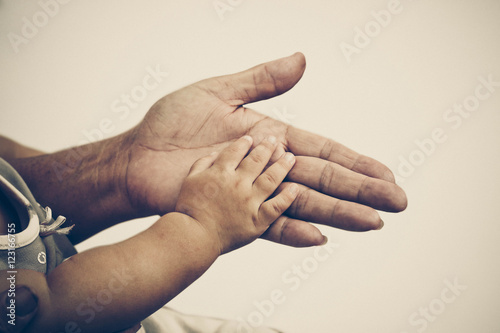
27, 212, 219, 333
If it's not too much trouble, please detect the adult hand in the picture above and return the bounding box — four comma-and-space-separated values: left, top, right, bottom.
123, 53, 407, 247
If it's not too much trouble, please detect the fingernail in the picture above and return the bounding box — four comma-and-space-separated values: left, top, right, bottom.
383, 170, 396, 183
375, 220, 384, 230
284, 152, 295, 164
320, 235, 328, 246
242, 135, 253, 143
288, 183, 299, 195
266, 136, 277, 144
13, 287, 38, 317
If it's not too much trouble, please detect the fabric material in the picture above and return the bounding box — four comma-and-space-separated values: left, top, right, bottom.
142, 306, 283, 333
0, 158, 76, 273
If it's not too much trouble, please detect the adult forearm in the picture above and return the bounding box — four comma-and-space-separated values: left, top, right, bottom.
0, 135, 44, 159
8, 133, 134, 244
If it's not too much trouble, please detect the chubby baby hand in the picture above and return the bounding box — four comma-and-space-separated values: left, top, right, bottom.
176, 135, 298, 254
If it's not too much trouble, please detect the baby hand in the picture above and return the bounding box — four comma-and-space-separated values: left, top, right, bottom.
175, 135, 298, 254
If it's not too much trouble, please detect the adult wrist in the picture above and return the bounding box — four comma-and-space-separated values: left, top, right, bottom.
7, 132, 136, 243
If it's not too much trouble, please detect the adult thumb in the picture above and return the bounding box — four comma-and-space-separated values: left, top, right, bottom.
198, 52, 306, 106
0, 286, 38, 333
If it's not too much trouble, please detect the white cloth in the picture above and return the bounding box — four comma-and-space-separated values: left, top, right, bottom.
141, 307, 283, 333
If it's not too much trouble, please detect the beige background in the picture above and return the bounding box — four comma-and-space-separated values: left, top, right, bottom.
1, 1, 500, 332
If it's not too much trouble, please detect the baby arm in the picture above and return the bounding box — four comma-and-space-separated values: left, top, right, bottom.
14, 135, 297, 333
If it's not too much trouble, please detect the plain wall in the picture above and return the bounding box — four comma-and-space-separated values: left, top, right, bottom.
1, 1, 499, 332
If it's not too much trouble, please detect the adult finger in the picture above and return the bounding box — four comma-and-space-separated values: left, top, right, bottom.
260, 215, 327, 247
198, 53, 306, 106
288, 156, 407, 212
280, 182, 384, 232
286, 125, 398, 183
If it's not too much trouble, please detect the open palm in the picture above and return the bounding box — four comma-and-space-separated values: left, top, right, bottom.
125, 53, 407, 247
